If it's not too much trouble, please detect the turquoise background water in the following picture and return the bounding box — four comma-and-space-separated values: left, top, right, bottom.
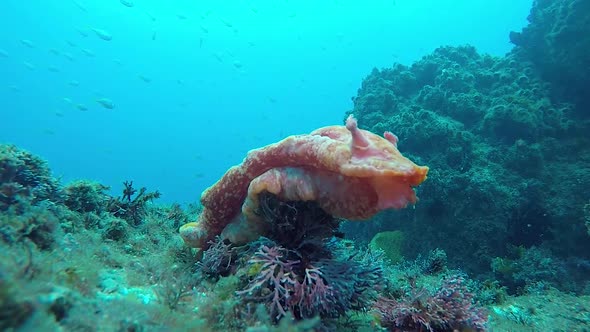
0, 0, 531, 204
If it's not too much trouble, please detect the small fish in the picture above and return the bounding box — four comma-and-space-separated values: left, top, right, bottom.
63, 52, 75, 61
66, 40, 77, 47
151, 30, 157, 41
199, 38, 203, 48
138, 75, 151, 83
49, 48, 61, 55
0, 49, 8, 57
145, 11, 156, 21
177, 79, 184, 85
75, 27, 88, 37
8, 85, 20, 92
76, 104, 88, 111
68, 80, 80, 87
21, 39, 35, 48
113, 59, 123, 65
55, 111, 65, 117
120, 0, 134, 7
91, 28, 112, 41
63, 97, 73, 104
213, 53, 223, 62
219, 17, 233, 28
96, 98, 115, 109
48, 65, 60, 72
23, 61, 35, 70
200, 25, 208, 33
81, 48, 95, 57
176, 13, 188, 20
233, 61, 242, 69
72, 0, 87, 12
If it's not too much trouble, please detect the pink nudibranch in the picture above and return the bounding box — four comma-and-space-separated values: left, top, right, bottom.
180, 115, 428, 249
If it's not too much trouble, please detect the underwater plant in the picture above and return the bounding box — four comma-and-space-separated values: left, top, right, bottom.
0, 144, 62, 211
63, 180, 110, 214
107, 181, 161, 226
198, 236, 237, 280
373, 274, 488, 332
236, 241, 384, 322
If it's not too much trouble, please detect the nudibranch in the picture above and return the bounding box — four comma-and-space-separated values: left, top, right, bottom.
180, 115, 429, 249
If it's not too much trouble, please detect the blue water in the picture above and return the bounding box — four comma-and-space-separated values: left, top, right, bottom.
0, 0, 532, 205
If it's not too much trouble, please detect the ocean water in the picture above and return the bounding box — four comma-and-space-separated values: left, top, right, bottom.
4, 1, 590, 331
0, 0, 532, 205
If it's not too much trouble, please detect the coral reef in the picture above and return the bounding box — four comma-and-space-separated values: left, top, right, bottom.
1, 132, 590, 331
0, 144, 399, 331
509, 0, 590, 111
0, 144, 205, 331
343, 43, 590, 290
63, 180, 110, 214
3, 1, 590, 330
0, 144, 61, 211
491, 246, 572, 294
